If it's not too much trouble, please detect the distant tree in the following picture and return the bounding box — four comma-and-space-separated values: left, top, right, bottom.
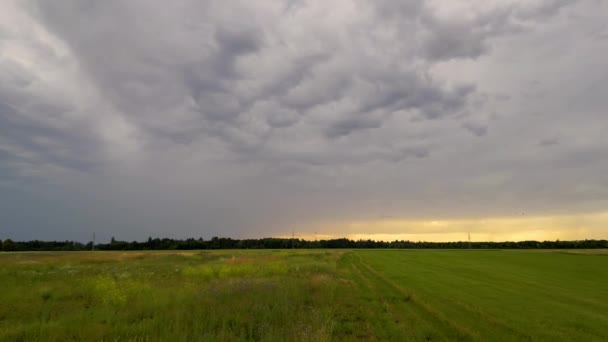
2, 239, 16, 252
0, 236, 606, 251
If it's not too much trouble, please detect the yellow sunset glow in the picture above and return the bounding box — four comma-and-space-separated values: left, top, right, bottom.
291, 211, 608, 242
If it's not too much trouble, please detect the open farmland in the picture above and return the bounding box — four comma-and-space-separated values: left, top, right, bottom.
1, 250, 607, 341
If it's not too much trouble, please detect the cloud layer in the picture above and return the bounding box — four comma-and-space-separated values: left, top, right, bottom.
1, 0, 607, 241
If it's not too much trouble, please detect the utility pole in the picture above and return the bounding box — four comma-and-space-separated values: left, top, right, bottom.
468, 232, 471, 249
92, 232, 96, 251
291, 229, 295, 249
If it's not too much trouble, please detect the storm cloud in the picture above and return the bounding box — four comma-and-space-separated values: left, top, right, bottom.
1, 0, 607, 241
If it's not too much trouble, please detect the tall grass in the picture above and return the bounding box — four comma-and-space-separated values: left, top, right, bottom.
0, 250, 339, 341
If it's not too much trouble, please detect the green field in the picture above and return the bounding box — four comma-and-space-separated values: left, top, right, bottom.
1, 250, 607, 341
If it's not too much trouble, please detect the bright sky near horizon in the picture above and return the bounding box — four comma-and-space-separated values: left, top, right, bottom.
1, 0, 607, 242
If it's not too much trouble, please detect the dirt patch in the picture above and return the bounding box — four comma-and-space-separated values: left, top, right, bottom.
309, 273, 330, 285
224, 255, 280, 264
338, 278, 353, 285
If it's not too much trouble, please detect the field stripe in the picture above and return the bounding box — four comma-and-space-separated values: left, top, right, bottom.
354, 252, 491, 341
354, 250, 608, 341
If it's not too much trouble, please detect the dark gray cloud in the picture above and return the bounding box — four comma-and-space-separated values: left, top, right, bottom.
0, 0, 607, 241
0, 103, 99, 173
462, 121, 488, 137
326, 116, 384, 138
29, 0, 481, 146
417, 0, 576, 61
539, 137, 560, 147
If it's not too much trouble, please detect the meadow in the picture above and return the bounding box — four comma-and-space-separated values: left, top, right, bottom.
0, 249, 607, 341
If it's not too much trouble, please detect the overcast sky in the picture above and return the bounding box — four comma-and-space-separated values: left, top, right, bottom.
1, 0, 607, 242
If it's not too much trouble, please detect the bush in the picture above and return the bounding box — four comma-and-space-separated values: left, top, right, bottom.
2, 239, 16, 252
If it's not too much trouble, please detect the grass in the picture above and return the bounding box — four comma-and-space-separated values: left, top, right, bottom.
0, 249, 607, 341
333, 250, 608, 341
0, 250, 339, 341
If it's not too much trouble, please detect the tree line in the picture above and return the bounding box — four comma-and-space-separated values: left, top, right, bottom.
1, 237, 607, 252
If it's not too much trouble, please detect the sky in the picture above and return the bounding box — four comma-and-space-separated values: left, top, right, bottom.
1, 0, 607, 243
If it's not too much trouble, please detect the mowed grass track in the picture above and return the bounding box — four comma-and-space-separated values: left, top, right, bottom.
1, 250, 607, 341
333, 250, 608, 341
